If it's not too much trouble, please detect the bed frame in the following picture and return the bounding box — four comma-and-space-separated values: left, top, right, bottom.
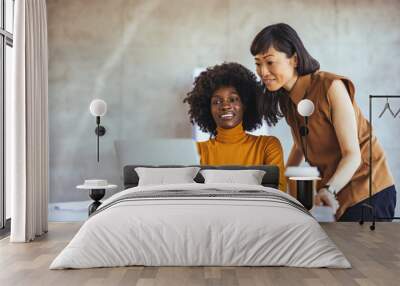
123, 165, 279, 189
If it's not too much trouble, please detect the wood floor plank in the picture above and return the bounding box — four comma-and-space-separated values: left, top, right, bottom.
204, 267, 221, 279
117, 267, 142, 286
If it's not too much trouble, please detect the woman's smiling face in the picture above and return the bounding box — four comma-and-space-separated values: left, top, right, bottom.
210, 86, 244, 129
255, 46, 298, 92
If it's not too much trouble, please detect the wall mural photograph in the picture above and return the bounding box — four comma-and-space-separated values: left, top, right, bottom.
1, 0, 400, 285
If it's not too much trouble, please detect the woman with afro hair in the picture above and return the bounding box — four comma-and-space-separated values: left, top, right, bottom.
184, 62, 286, 191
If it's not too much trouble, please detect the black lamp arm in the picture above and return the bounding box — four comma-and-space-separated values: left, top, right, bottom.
299, 116, 309, 163
93, 116, 106, 162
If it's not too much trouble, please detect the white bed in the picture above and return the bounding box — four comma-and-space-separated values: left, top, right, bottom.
50, 183, 350, 269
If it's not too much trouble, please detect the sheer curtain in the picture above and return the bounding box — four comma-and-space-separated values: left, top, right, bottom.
9, 0, 49, 242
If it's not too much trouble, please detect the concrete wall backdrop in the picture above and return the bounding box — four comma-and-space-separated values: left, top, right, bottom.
47, 0, 400, 215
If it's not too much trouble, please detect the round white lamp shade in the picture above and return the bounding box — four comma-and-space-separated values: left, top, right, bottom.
89, 99, 107, 117
285, 165, 320, 178
297, 99, 314, 117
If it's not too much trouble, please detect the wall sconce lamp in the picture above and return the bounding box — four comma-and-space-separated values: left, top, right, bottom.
285, 99, 320, 210
89, 99, 107, 162
297, 99, 314, 163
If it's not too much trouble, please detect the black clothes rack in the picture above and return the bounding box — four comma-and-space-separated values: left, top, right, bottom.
360, 95, 400, 230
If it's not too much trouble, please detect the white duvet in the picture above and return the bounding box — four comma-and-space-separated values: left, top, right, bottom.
50, 183, 350, 269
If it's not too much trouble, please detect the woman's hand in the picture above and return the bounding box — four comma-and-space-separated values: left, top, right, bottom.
315, 188, 339, 214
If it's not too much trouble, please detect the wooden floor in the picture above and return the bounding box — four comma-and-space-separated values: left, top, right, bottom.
0, 222, 399, 286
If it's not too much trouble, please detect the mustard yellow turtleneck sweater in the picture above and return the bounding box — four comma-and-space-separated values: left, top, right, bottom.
196, 124, 286, 192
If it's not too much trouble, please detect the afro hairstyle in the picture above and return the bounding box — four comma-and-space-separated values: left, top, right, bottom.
183, 62, 263, 136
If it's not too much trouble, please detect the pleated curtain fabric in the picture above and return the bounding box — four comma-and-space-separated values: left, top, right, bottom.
9, 0, 49, 242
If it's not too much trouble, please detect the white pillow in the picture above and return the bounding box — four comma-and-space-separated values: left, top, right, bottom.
135, 167, 200, 186
200, 169, 266, 185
